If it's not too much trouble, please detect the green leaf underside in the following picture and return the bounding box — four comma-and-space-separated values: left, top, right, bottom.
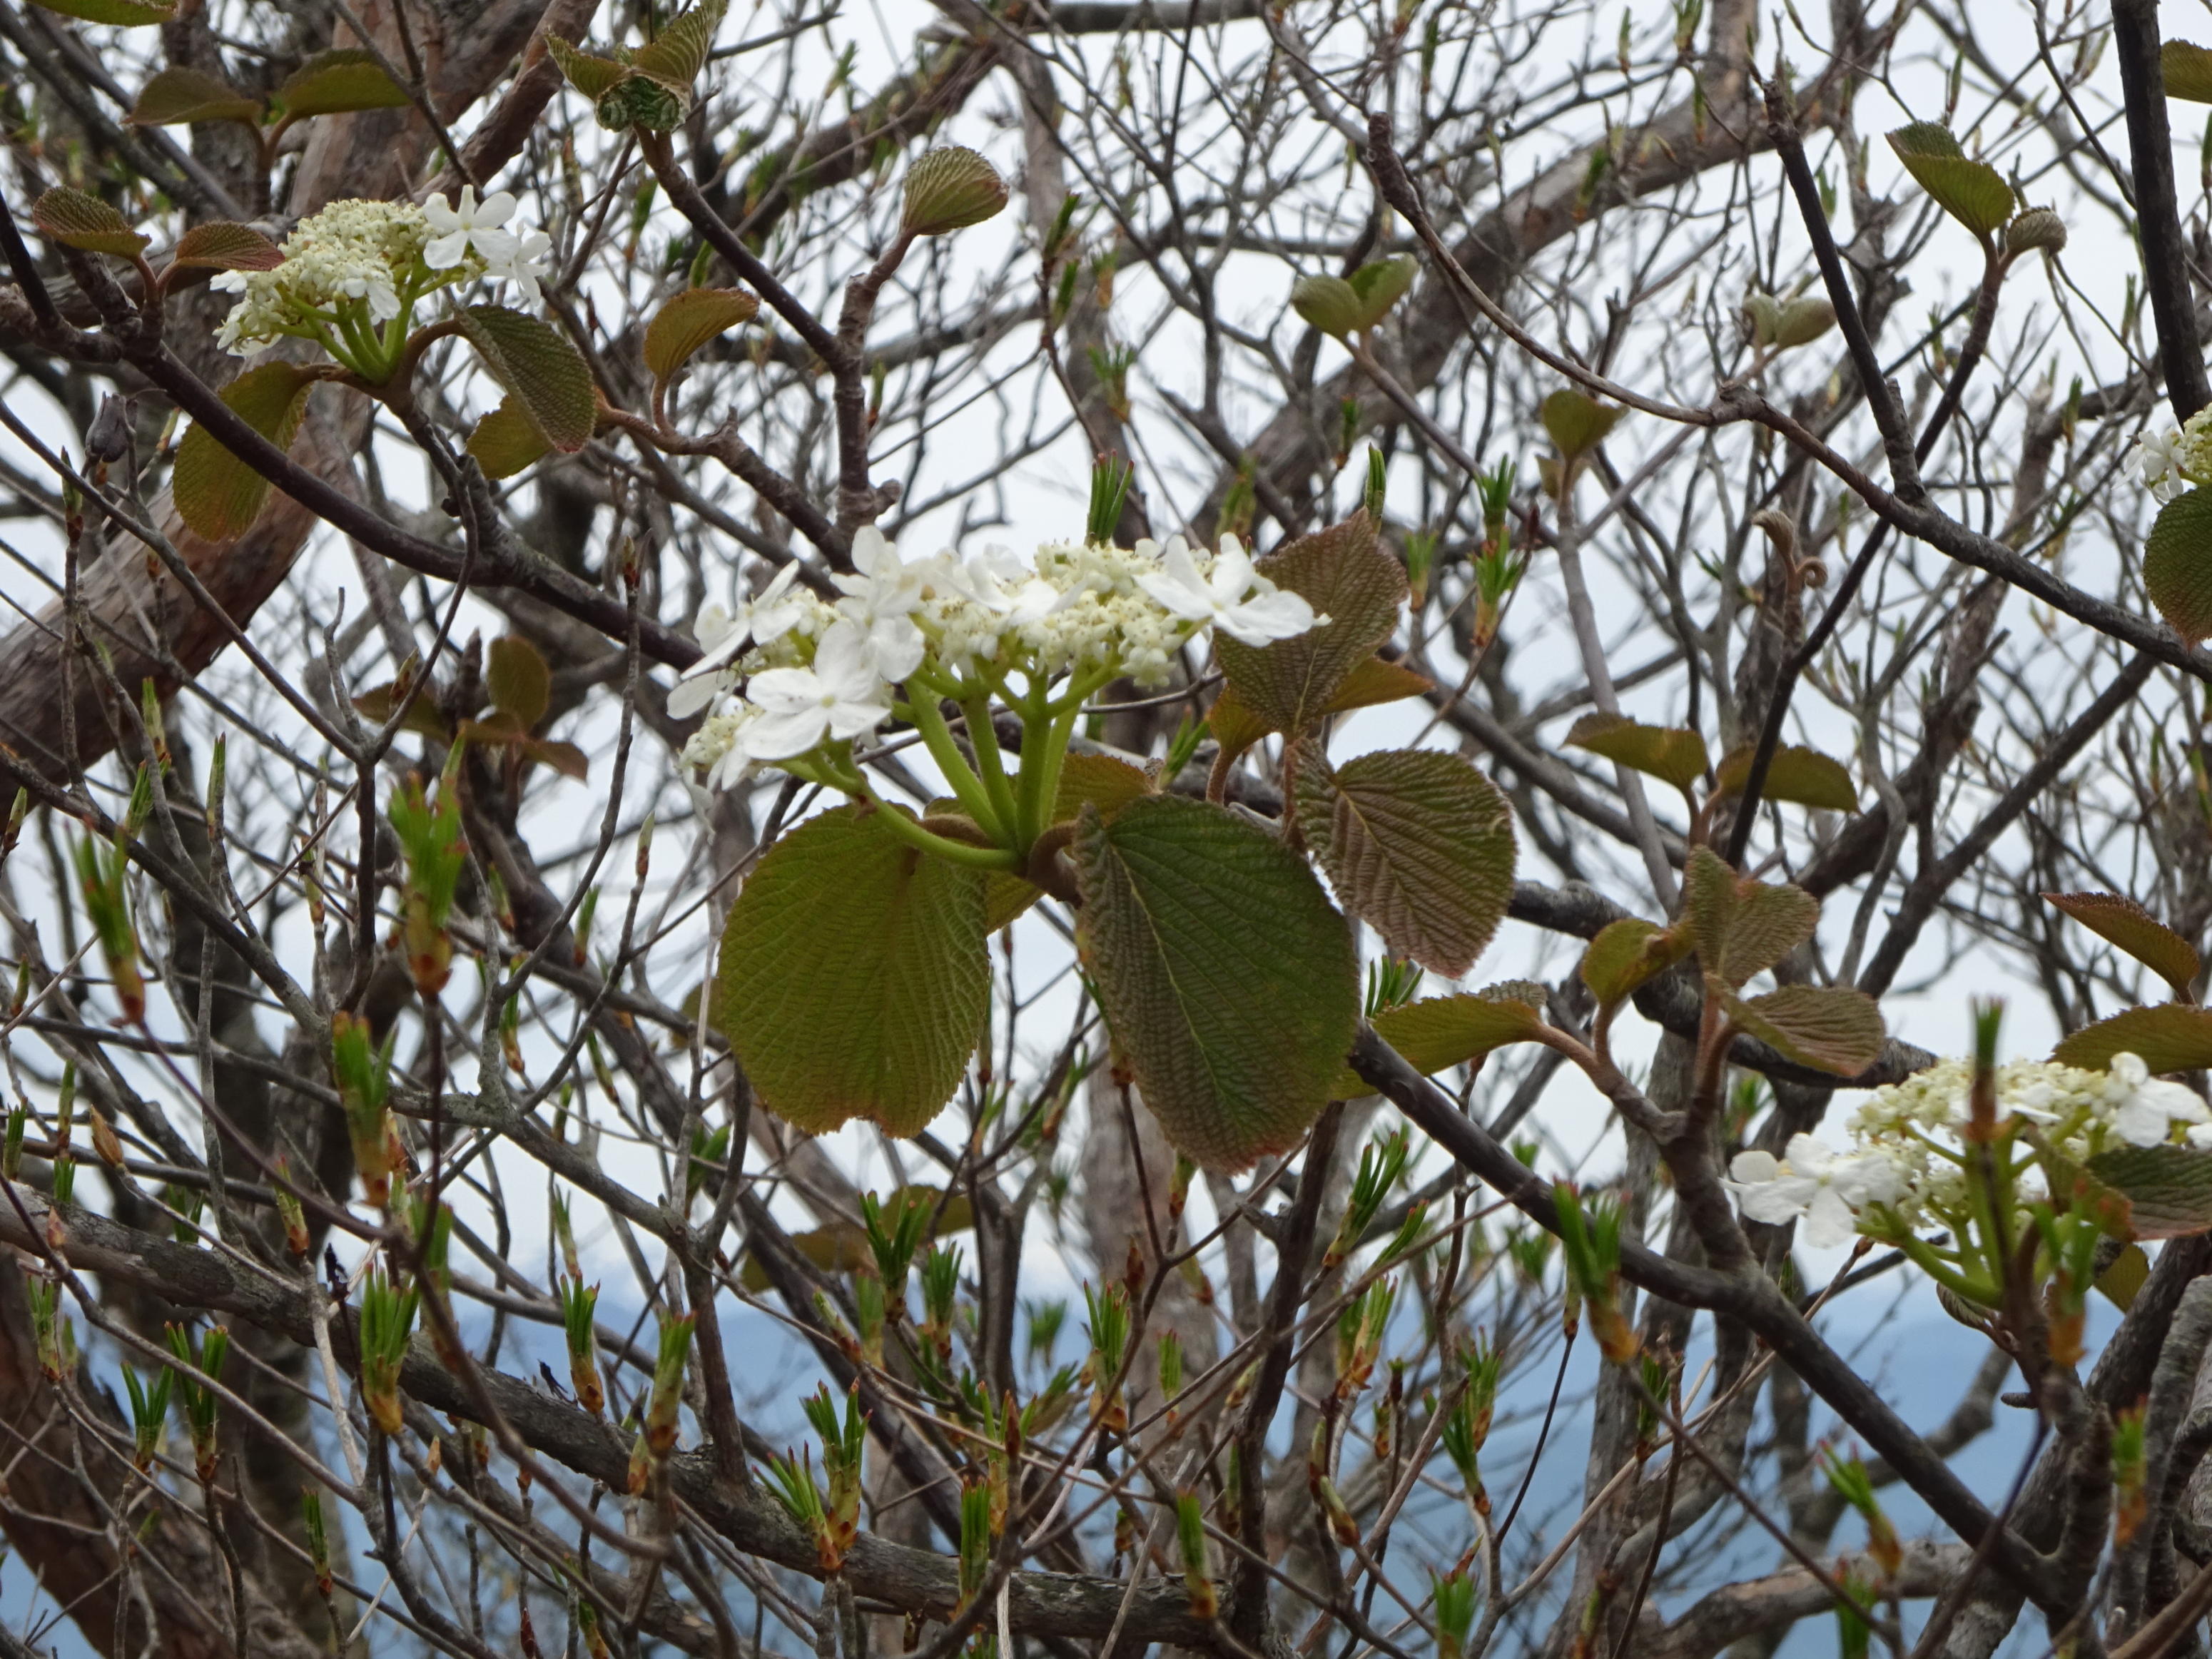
1713, 744, 1857, 811
171, 221, 283, 273
466, 397, 552, 481
630, 0, 727, 88
1720, 985, 1885, 1076
1331, 985, 1546, 1097
1581, 915, 1688, 1007
31, 188, 149, 258
547, 37, 631, 102
275, 49, 412, 118
2043, 891, 2202, 996
1567, 712, 1708, 792
1296, 746, 1515, 978
129, 68, 262, 126
172, 363, 319, 541
901, 146, 1008, 235
1887, 123, 2014, 235
1540, 387, 1625, 458
29, 0, 174, 22
2083, 1144, 2212, 1240
1681, 846, 1818, 988
1073, 795, 1357, 1171
1214, 514, 1407, 739
2164, 41, 2212, 103
487, 636, 552, 729
717, 806, 990, 1136
458, 306, 597, 453
644, 287, 759, 380
2051, 1003, 2212, 1072
2145, 488, 2212, 645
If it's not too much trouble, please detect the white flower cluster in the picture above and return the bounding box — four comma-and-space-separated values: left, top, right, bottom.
216, 188, 550, 358
674, 526, 1322, 790
1727, 1052, 2211, 1246
2129, 407, 2212, 503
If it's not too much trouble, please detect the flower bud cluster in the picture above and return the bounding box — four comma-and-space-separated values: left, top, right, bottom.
1728, 1052, 2209, 1246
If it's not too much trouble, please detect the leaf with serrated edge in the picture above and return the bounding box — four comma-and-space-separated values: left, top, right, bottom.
631, 0, 726, 87
1581, 916, 1688, 1007
716, 806, 990, 1135
1713, 744, 1857, 812
31, 188, 148, 258
1296, 745, 1515, 978
1214, 514, 1406, 739
275, 49, 411, 118
2168, 42, 2212, 103
1887, 124, 2014, 236
28, 0, 173, 22
128, 67, 261, 127
1376, 990, 1546, 1072
1680, 846, 1819, 989
2146, 488, 2212, 645
644, 287, 759, 381
1720, 985, 1884, 1077
1052, 753, 1152, 822
1326, 654, 1434, 714
547, 36, 630, 101
172, 363, 318, 541
2084, 1145, 2212, 1240
457, 306, 596, 453
1566, 712, 1708, 792
465, 397, 552, 481
2044, 892, 2202, 998
1074, 795, 1357, 1171
487, 636, 551, 729
2051, 1004, 2212, 1072
170, 222, 283, 273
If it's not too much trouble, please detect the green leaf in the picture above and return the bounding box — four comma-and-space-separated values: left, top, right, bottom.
1680, 846, 1820, 988
1347, 255, 1417, 330
547, 36, 631, 102
31, 188, 148, 258
1540, 388, 1625, 460
457, 714, 589, 781
2083, 1144, 2212, 1240
172, 362, 319, 542
901, 146, 1008, 237
644, 286, 759, 382
2143, 487, 2212, 645
487, 636, 551, 729
1295, 745, 1516, 978
717, 806, 991, 1136
1051, 752, 1153, 822
1580, 916, 1688, 1008
128, 68, 263, 128
1290, 274, 1364, 338
457, 306, 597, 455
2163, 41, 2212, 103
1720, 985, 1884, 1077
352, 681, 451, 741
1566, 712, 1708, 792
1214, 514, 1407, 739
1073, 795, 1357, 1171
27, 0, 173, 22
2100, 1242, 2151, 1308
169, 221, 283, 273
2004, 207, 2067, 258
2051, 1004, 2212, 1072
465, 397, 552, 481
2043, 892, 2202, 998
275, 49, 412, 119
1375, 988, 1547, 1072
630, 0, 726, 88
1886, 122, 2014, 238
1772, 295, 1836, 348
1206, 654, 1429, 773
1713, 744, 1857, 812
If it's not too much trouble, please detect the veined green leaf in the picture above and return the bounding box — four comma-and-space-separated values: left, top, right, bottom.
1214, 514, 1406, 739
31, 188, 148, 258
1581, 915, 1688, 1008
466, 397, 552, 481
1680, 846, 1818, 988
275, 49, 412, 119
644, 287, 759, 382
1567, 712, 1708, 793
1720, 984, 1884, 1077
1887, 121, 2014, 237
173, 362, 320, 541
1713, 744, 1856, 812
2144, 487, 2212, 646
2084, 1144, 2212, 1240
128, 68, 262, 128
457, 306, 597, 454
2051, 1004, 2212, 1073
2043, 892, 2201, 999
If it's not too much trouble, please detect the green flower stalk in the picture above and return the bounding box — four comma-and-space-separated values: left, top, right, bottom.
644, 1311, 696, 1458
1176, 1490, 1217, 1619
122, 1363, 173, 1471
387, 760, 468, 997
73, 825, 144, 1024
800, 1384, 867, 1562
166, 1321, 230, 1481
1554, 1184, 1635, 1363
1434, 1569, 1478, 1659
331, 1011, 398, 1207
357, 1266, 418, 1436
1327, 1127, 1412, 1269
1835, 1566, 1875, 1659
